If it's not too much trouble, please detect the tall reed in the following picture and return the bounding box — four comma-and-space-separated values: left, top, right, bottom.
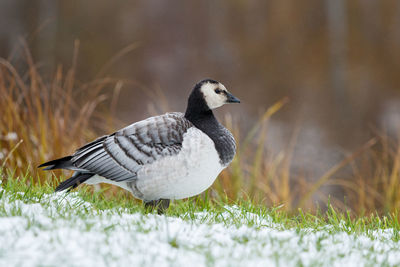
0, 40, 117, 183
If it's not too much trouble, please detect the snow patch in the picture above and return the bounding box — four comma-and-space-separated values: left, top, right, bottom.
0, 192, 400, 267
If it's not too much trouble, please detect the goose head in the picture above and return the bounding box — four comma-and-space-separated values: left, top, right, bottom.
186, 79, 240, 116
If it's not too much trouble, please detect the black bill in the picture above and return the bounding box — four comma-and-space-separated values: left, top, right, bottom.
226, 92, 240, 103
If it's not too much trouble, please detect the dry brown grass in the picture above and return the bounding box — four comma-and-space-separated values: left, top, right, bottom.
0, 40, 119, 184
333, 133, 400, 215
1, 44, 400, 216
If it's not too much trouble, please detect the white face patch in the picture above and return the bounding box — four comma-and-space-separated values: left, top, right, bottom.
201, 82, 228, 109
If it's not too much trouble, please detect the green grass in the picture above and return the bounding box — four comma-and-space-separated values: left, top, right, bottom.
2, 168, 400, 237
2, 169, 400, 266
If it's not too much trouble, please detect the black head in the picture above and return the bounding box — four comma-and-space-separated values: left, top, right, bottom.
185, 79, 240, 119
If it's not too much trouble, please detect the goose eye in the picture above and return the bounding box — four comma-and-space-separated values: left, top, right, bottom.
214, 88, 222, 94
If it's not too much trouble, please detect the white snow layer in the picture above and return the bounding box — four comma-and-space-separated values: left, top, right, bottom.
1, 190, 400, 267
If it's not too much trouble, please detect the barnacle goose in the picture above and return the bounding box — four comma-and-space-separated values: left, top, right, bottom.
39, 79, 240, 213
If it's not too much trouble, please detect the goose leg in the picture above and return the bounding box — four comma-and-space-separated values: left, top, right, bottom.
144, 199, 170, 214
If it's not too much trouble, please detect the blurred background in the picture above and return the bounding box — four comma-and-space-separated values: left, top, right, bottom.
1, 0, 400, 212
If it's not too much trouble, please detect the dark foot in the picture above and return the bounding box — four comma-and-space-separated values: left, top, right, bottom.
144, 199, 170, 214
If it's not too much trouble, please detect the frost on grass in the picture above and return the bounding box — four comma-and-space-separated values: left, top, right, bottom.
1, 188, 400, 267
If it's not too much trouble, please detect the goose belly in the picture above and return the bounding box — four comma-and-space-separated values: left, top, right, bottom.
135, 128, 224, 201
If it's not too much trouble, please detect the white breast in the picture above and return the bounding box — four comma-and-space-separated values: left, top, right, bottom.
135, 127, 224, 201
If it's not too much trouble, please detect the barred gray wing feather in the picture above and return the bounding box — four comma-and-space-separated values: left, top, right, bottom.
71, 112, 192, 182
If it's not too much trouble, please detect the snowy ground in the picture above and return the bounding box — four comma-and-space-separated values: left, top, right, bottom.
1, 188, 400, 267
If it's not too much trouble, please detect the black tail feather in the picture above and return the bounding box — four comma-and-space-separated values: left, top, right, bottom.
55, 172, 94, 192
38, 156, 73, 170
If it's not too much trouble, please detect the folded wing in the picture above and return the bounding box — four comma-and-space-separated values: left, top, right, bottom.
71, 112, 192, 182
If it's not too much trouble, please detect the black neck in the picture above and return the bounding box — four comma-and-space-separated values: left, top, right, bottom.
184, 85, 221, 136
184, 86, 218, 127
185, 106, 219, 129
